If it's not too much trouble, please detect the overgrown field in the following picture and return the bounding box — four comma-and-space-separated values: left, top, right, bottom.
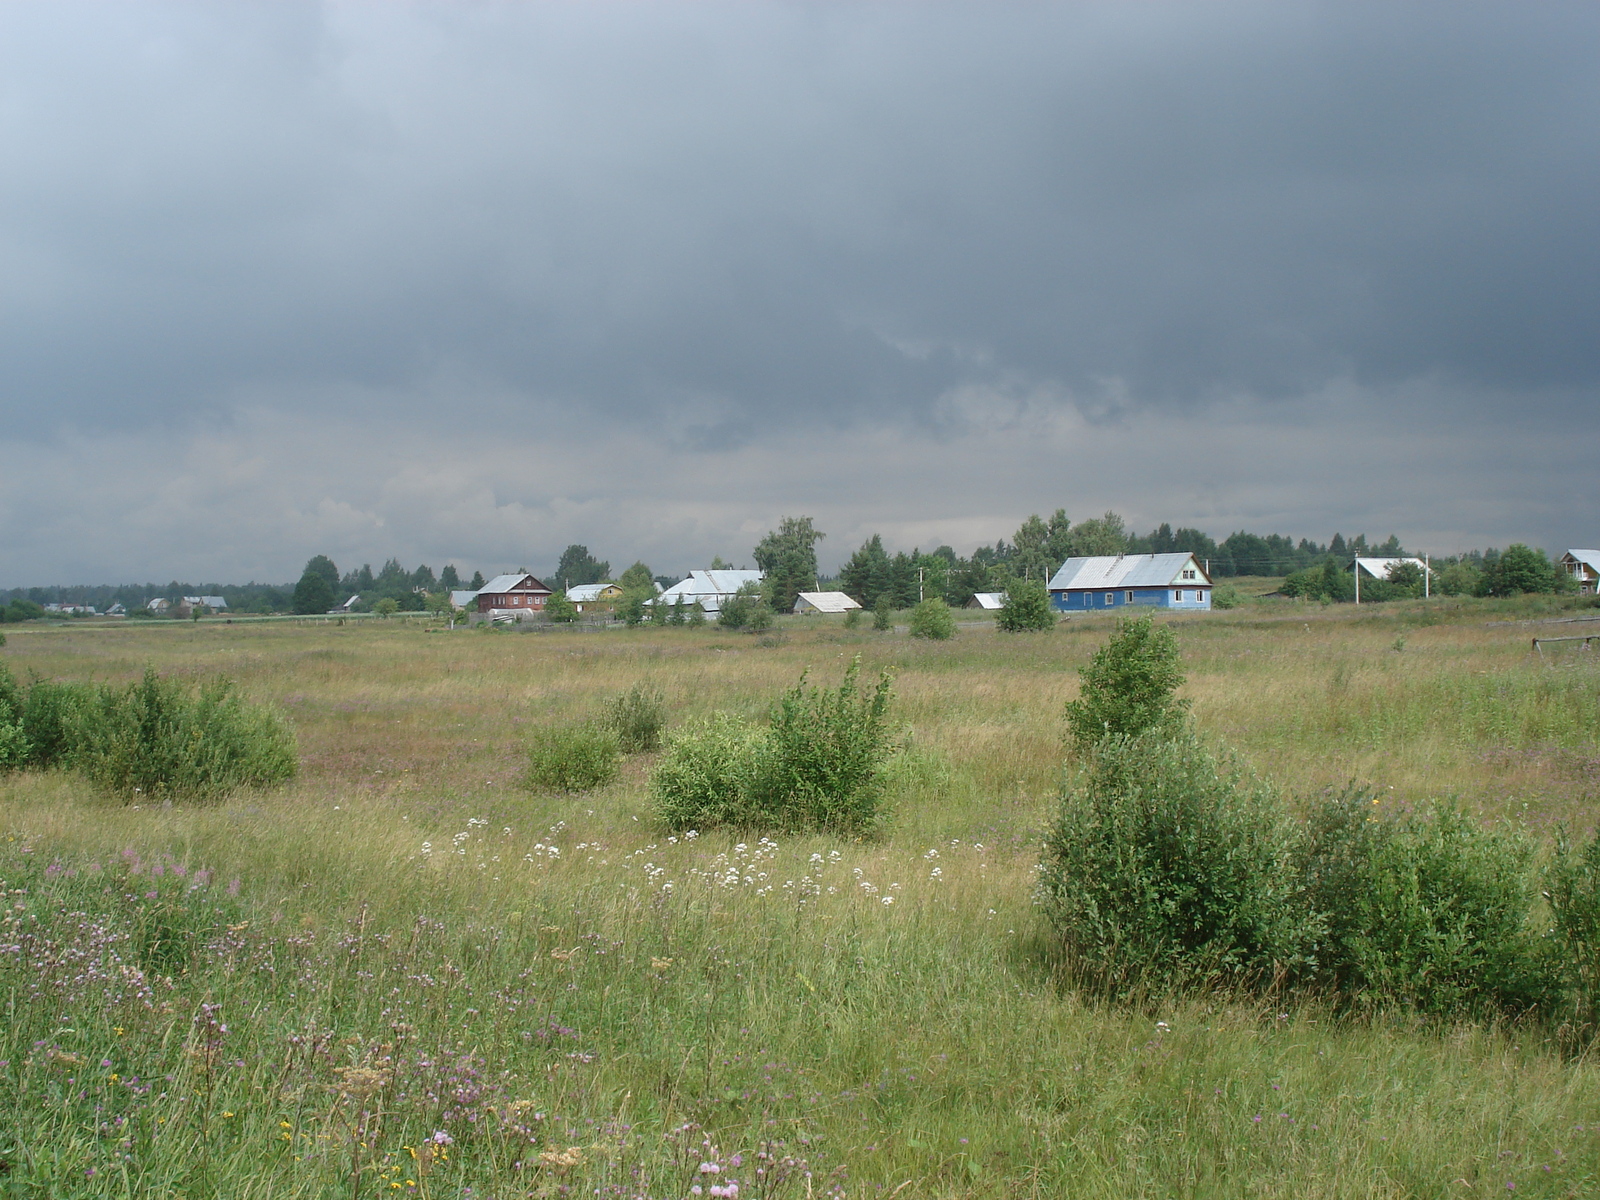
2, 598, 1599, 1198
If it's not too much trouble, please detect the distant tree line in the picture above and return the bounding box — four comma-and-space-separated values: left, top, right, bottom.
0, 519, 1581, 621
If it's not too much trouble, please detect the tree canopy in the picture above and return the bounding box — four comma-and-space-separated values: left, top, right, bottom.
555, 544, 610, 587
753, 516, 825, 614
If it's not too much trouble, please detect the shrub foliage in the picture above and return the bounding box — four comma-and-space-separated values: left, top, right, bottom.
1064, 611, 1187, 752
526, 725, 620, 792
604, 685, 667, 753
653, 657, 895, 834
1039, 731, 1313, 993
996, 579, 1054, 632
908, 597, 955, 640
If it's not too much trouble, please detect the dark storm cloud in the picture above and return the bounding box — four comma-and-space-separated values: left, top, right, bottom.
1, 2, 1597, 583
4, 2, 1597, 436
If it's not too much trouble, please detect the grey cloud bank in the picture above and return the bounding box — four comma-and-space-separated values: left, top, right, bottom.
2, 2, 1596, 585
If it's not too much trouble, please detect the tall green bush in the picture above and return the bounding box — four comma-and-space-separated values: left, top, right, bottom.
651, 714, 762, 830
996, 579, 1054, 632
1038, 731, 1313, 993
1064, 611, 1187, 753
526, 725, 619, 792
1299, 790, 1557, 1018
1546, 826, 1600, 1030
0, 664, 26, 770
21, 678, 99, 769
604, 685, 667, 753
76, 669, 298, 801
908, 597, 955, 640
653, 658, 896, 834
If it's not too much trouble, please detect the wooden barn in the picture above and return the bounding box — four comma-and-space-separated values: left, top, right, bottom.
1047, 553, 1212, 612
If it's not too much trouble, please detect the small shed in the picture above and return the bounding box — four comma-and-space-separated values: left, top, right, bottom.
1560, 550, 1600, 593
966, 592, 1005, 610
1048, 553, 1212, 612
793, 591, 861, 615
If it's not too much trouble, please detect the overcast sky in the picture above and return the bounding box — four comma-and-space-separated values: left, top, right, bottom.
2, 1, 1596, 585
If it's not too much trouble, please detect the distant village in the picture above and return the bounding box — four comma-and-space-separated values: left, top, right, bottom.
1, 510, 1592, 626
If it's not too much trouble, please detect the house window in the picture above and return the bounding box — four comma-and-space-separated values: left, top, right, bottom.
1104, 593, 1114, 605
1181, 569, 1195, 580
1173, 590, 1182, 602
1125, 591, 1134, 603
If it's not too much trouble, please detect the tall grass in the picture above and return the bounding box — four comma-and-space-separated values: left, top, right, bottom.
2, 609, 1600, 1195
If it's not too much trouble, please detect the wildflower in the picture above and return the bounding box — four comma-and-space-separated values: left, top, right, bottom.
650, 957, 673, 972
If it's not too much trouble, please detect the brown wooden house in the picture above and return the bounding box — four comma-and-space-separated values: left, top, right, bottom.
475, 573, 553, 615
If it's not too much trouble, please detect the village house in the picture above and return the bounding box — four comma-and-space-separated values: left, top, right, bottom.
474, 573, 553, 618
965, 592, 1005, 610
650, 570, 763, 616
1560, 550, 1600, 593
566, 582, 624, 611
1047, 553, 1213, 612
792, 591, 860, 615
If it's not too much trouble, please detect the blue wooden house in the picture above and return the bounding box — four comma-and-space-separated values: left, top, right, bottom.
1047, 553, 1212, 612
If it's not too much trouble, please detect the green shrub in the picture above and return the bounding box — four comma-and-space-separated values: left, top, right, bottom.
1064, 611, 1188, 753
1299, 790, 1557, 1018
1211, 583, 1242, 610
996, 579, 1053, 632
21, 678, 99, 769
74, 669, 298, 802
526, 724, 619, 791
1544, 826, 1600, 1030
744, 656, 895, 834
872, 596, 893, 632
0, 664, 25, 770
842, 606, 862, 629
652, 658, 896, 834
652, 714, 762, 830
604, 685, 667, 753
908, 597, 955, 640
1038, 731, 1313, 994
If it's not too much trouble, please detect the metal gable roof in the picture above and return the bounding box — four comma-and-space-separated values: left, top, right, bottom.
1047, 553, 1205, 591
1563, 549, 1600, 574
480, 573, 549, 594
794, 591, 860, 613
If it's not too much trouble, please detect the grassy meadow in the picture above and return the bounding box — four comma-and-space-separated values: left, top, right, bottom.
3, 596, 1600, 1198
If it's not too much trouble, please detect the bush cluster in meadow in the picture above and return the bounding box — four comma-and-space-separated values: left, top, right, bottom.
1040, 612, 1600, 1028
0, 664, 296, 801
653, 657, 895, 835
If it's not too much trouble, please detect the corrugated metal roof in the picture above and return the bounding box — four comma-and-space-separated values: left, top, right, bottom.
1563, 549, 1600, 574
450, 590, 480, 608
565, 583, 618, 602
1355, 557, 1430, 579
479, 573, 550, 594
794, 591, 860, 613
655, 570, 763, 602
1047, 553, 1206, 591
968, 592, 1005, 609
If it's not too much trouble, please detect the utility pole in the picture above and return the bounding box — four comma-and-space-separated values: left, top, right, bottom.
1424, 555, 1430, 599
918, 567, 924, 604
1354, 557, 1361, 605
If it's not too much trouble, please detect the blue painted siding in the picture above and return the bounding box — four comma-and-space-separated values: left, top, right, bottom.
1050, 587, 1211, 612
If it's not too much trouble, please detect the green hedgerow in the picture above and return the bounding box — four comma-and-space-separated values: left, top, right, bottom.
908, 597, 955, 640
526, 725, 620, 792
21, 678, 99, 770
1038, 730, 1314, 994
1065, 611, 1188, 753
